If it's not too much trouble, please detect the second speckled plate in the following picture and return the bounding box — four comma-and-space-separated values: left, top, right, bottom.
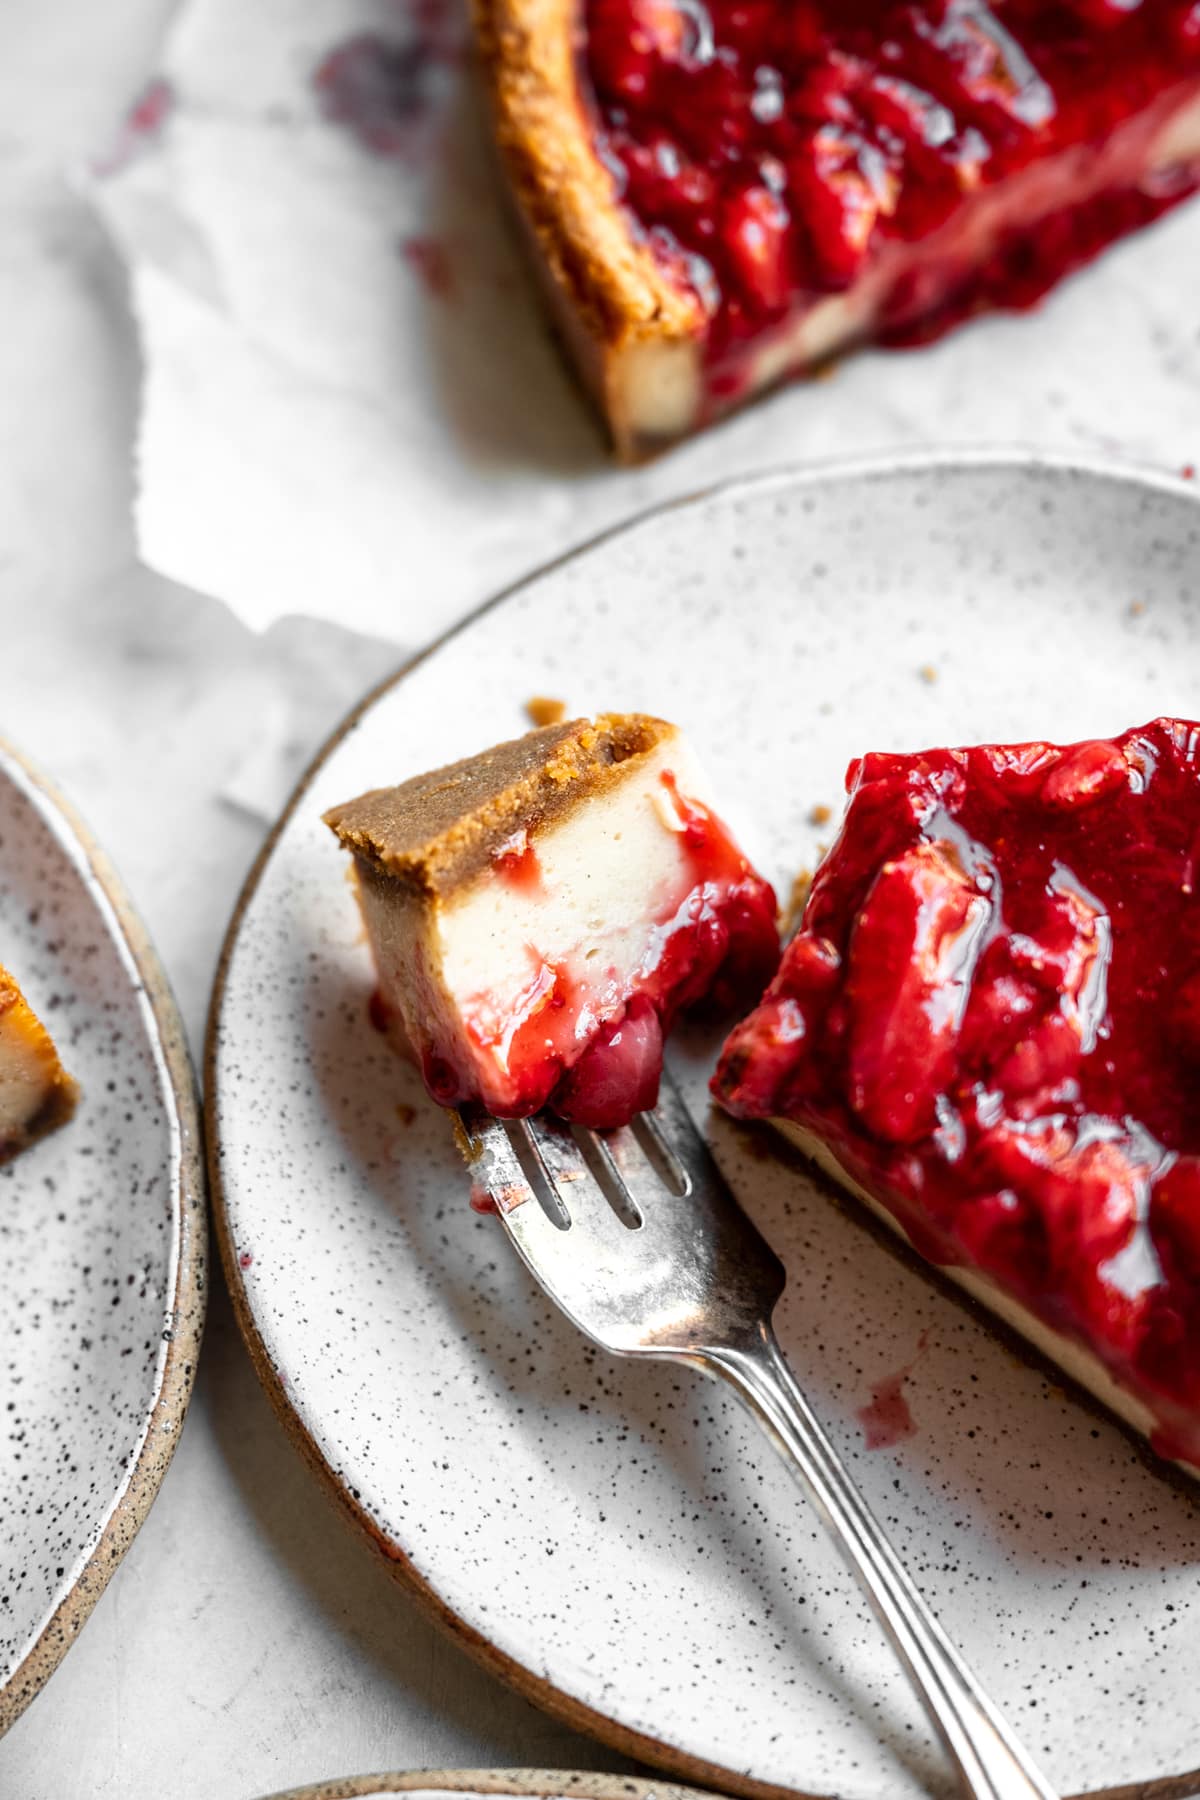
255, 1770, 721, 1800
0, 740, 205, 1733
209, 455, 1200, 1800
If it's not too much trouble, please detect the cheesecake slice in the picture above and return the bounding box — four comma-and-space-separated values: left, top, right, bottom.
325, 713, 779, 1129
0, 965, 76, 1160
714, 718, 1200, 1474
476, 0, 1200, 455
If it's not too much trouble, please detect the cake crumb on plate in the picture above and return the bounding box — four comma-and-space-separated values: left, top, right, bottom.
781, 867, 813, 939
526, 695, 567, 726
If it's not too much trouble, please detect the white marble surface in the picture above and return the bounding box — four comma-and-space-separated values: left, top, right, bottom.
0, 2, 1197, 1798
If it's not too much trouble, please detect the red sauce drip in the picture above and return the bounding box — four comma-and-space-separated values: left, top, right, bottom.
422, 1048, 465, 1104
491, 832, 545, 894
92, 76, 175, 177
451, 781, 780, 1128
858, 1370, 918, 1449
238, 1250, 254, 1270
715, 718, 1200, 1462
581, 0, 1200, 388
368, 987, 393, 1034
402, 235, 456, 298
856, 1329, 928, 1448
660, 768, 713, 853
555, 993, 665, 1128
313, 22, 459, 157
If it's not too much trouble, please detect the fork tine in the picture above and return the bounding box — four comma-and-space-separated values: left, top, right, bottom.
569, 1122, 643, 1226
457, 1104, 630, 1271
454, 1104, 537, 1217
519, 1111, 636, 1250
457, 1066, 784, 1356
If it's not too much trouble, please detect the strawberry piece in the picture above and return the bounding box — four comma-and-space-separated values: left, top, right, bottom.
777, 932, 842, 1004
1070, 1259, 1154, 1362
991, 1008, 1082, 1098
1008, 870, 1111, 1054
1176, 1, 1200, 46
910, 0, 1055, 134
977, 1118, 1142, 1273
844, 841, 991, 1142
720, 183, 794, 311
716, 993, 813, 1117
1151, 1157, 1200, 1282
856, 73, 964, 230
958, 963, 1040, 1071
709, 885, 791, 1013
1169, 968, 1200, 1059
555, 996, 663, 1129
1062, 0, 1150, 28
717, 0, 776, 55
619, 136, 719, 234
1136, 1294, 1200, 1416
968, 740, 1061, 801
953, 1187, 1043, 1292
588, 0, 687, 99
1039, 739, 1131, 812
788, 125, 897, 287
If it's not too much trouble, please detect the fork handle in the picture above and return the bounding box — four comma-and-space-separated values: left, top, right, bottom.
699, 1327, 1059, 1800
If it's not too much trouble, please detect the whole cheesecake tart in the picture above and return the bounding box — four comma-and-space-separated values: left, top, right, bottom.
714, 717, 1200, 1474
475, 0, 1200, 454
0, 964, 76, 1160
325, 713, 779, 1130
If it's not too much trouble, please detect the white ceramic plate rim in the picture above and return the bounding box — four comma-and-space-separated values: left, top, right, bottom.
0, 736, 206, 1734
254, 1768, 726, 1800
207, 449, 1200, 1800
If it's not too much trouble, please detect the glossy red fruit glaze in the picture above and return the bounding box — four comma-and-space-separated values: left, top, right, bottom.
446, 774, 779, 1129
554, 993, 665, 1126
582, 0, 1200, 381
491, 828, 545, 894
714, 718, 1200, 1461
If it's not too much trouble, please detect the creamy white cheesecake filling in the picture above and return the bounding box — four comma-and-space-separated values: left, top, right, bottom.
609, 338, 703, 445
773, 1117, 1200, 1481
439, 734, 712, 1026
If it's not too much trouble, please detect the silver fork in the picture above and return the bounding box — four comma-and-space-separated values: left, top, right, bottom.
457, 1069, 1059, 1800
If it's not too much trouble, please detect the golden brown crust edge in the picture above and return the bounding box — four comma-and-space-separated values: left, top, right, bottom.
324, 712, 677, 899
472, 0, 703, 454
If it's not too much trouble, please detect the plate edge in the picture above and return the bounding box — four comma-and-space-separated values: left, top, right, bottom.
0, 736, 208, 1736
252, 1769, 737, 1800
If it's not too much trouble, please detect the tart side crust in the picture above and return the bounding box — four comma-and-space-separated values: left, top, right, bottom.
472, 0, 703, 450
0, 965, 78, 1160
324, 712, 677, 898
773, 1118, 1200, 1481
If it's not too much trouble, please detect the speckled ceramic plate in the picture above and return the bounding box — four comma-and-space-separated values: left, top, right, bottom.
255, 1771, 720, 1800
0, 741, 204, 1732
209, 453, 1200, 1800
